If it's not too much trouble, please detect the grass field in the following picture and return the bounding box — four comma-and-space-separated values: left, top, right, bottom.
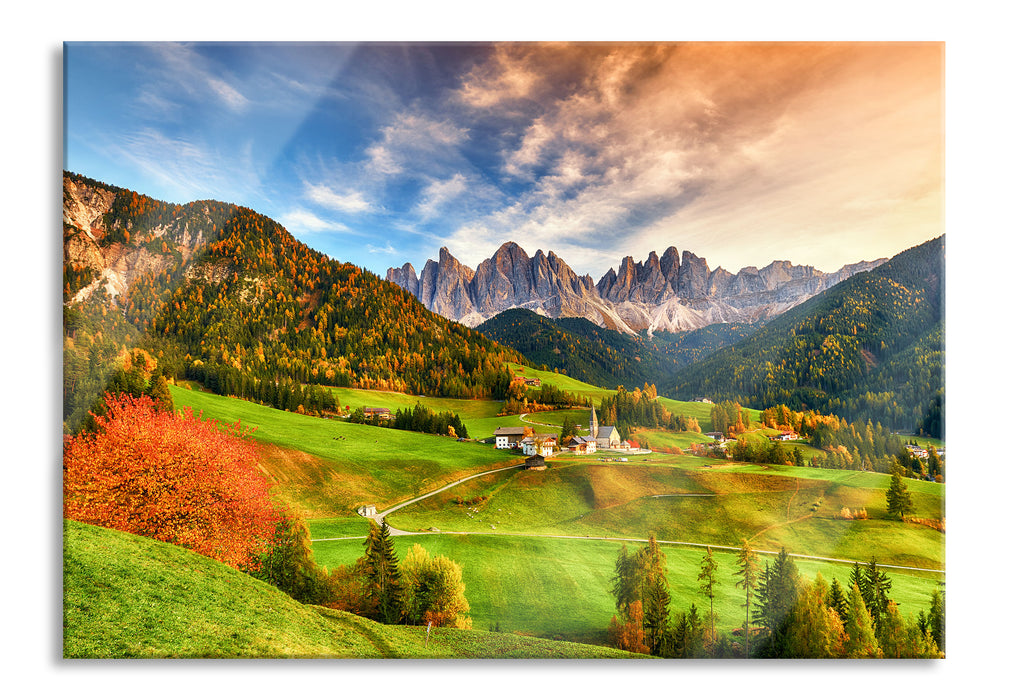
168, 384, 520, 515
379, 453, 945, 571
168, 381, 943, 649
310, 531, 943, 644
64, 519, 643, 658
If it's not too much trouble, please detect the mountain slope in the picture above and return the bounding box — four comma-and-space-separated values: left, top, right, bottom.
63, 519, 642, 659
62, 172, 525, 432
476, 308, 755, 389
662, 235, 945, 434
388, 241, 886, 334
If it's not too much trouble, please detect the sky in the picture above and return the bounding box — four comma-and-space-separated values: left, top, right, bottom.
64, 41, 943, 280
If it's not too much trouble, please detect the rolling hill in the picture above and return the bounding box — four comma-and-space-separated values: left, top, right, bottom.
63, 518, 644, 658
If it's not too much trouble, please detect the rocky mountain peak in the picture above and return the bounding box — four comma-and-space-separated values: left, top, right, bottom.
386, 240, 888, 334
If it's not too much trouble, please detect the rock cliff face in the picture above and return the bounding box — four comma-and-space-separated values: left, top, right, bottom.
387, 241, 886, 334
62, 174, 214, 305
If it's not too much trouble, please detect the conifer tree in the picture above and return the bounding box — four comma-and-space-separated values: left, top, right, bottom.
754, 547, 800, 657
785, 574, 845, 658
362, 520, 404, 625
843, 585, 881, 658
734, 539, 761, 659
886, 463, 913, 519
698, 546, 719, 648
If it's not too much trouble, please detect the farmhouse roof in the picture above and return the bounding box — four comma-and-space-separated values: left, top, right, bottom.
494, 427, 528, 436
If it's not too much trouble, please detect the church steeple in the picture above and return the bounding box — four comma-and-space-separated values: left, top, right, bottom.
590, 404, 598, 439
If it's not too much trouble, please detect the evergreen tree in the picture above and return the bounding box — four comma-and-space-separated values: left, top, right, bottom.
753, 547, 800, 657
698, 546, 718, 649
862, 557, 893, 628
362, 521, 404, 625
843, 585, 881, 658
827, 576, 849, 620
886, 463, 913, 519
734, 539, 761, 659
640, 535, 670, 655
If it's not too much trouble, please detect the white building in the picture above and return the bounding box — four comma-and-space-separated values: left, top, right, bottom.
493, 426, 527, 449
521, 433, 558, 457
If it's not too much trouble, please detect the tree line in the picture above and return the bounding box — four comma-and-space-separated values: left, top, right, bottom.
599, 385, 701, 436
607, 537, 944, 658
349, 402, 469, 439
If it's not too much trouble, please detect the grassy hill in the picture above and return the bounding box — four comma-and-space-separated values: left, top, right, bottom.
167, 372, 943, 648
168, 384, 521, 516
312, 531, 943, 645
63, 519, 645, 659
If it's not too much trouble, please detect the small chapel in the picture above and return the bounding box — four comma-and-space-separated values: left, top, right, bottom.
589, 405, 621, 449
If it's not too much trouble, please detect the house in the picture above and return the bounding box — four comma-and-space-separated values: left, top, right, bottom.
357, 504, 377, 517
704, 431, 724, 443
363, 406, 391, 421
493, 426, 528, 449
524, 454, 547, 470
596, 425, 621, 449
522, 377, 542, 387
692, 397, 714, 404
566, 435, 597, 454
521, 433, 558, 457
772, 430, 799, 441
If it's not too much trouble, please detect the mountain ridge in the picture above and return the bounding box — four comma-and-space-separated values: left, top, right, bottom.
387, 241, 887, 334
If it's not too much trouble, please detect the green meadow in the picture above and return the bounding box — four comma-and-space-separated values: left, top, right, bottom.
64, 519, 641, 659
168, 379, 943, 648
310, 531, 943, 644
168, 384, 520, 514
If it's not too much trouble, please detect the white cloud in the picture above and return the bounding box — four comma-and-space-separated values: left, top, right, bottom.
305, 183, 372, 214
415, 174, 468, 219
281, 208, 349, 233
367, 242, 398, 255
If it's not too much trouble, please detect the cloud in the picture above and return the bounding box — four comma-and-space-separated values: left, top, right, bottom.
305, 182, 372, 214
415, 174, 468, 219
433, 42, 943, 277
145, 43, 250, 114
366, 242, 398, 255
362, 111, 470, 180
281, 208, 350, 234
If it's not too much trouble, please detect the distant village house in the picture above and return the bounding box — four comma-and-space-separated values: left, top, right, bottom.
494, 426, 527, 449
363, 406, 392, 421
521, 433, 557, 457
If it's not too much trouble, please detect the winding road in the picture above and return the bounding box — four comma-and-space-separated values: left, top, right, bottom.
311, 463, 945, 575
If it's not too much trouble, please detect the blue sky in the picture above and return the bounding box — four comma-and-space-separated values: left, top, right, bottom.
64, 41, 944, 280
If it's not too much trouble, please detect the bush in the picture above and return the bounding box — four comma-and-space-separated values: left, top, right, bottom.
64, 393, 282, 570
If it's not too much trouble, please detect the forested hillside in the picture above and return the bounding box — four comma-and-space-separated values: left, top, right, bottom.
63, 172, 525, 433
663, 236, 945, 435
476, 308, 754, 389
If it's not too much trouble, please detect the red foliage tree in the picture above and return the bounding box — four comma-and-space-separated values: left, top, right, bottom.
63, 393, 281, 570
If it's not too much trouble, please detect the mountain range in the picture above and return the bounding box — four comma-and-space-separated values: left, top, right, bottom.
63, 170, 944, 436
387, 242, 886, 334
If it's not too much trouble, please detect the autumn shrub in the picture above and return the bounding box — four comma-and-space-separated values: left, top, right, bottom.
63, 393, 282, 570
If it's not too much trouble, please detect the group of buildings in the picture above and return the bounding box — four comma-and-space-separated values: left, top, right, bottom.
492, 406, 635, 459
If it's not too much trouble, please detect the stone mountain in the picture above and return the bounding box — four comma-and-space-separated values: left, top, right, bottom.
386, 242, 886, 334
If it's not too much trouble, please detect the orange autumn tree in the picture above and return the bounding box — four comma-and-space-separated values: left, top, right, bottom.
63, 393, 281, 570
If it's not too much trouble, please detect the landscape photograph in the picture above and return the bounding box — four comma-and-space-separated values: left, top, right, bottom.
59, 38, 948, 668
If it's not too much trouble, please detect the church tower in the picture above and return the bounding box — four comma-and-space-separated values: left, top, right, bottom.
590, 404, 598, 439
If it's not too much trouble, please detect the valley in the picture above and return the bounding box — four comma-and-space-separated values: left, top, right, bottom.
162, 375, 945, 648
62, 171, 946, 659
